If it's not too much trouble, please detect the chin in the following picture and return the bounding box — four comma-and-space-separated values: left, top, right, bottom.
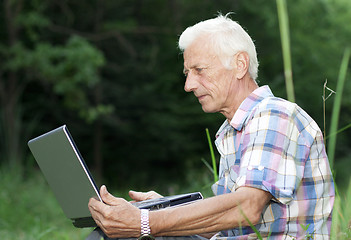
201, 106, 217, 113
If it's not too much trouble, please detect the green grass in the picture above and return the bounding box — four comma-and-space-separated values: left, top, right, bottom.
0, 166, 92, 240
331, 179, 351, 239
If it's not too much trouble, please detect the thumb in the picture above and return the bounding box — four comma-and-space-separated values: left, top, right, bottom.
129, 190, 145, 202
100, 185, 119, 205
129, 190, 163, 201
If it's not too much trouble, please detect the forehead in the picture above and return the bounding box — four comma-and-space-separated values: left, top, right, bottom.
183, 37, 217, 68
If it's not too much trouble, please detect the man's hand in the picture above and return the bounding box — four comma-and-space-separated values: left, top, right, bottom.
88, 185, 141, 238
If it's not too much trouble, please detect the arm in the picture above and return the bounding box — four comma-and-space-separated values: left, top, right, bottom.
150, 186, 271, 236
88, 186, 272, 238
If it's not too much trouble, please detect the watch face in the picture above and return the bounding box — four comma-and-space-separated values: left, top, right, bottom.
138, 234, 155, 240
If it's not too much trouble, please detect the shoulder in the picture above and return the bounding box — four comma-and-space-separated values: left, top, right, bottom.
254, 97, 310, 123
256, 96, 297, 115
250, 96, 322, 142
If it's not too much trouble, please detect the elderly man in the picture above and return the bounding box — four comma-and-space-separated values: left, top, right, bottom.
88, 14, 335, 240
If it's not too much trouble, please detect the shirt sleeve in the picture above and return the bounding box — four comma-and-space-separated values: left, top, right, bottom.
236, 106, 309, 205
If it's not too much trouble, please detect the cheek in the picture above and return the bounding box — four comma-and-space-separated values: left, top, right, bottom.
203, 72, 230, 98
201, 71, 218, 91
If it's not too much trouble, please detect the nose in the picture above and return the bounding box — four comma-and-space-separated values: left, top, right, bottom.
184, 71, 198, 93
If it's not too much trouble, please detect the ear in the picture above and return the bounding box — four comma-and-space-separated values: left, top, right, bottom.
234, 52, 250, 79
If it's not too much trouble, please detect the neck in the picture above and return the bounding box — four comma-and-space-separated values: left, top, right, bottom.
222, 77, 258, 122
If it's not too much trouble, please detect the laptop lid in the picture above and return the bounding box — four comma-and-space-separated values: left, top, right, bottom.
28, 125, 101, 223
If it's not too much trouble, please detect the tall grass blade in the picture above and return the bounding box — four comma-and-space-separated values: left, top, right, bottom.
331, 178, 351, 239
205, 128, 218, 182
200, 158, 215, 175
276, 0, 295, 102
331, 191, 341, 240
239, 207, 265, 240
327, 47, 350, 168
325, 122, 351, 140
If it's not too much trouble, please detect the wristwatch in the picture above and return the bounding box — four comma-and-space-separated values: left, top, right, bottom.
138, 209, 155, 240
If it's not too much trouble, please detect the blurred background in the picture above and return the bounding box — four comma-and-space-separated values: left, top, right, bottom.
0, 0, 350, 238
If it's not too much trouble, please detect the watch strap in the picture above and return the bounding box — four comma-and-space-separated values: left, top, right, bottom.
140, 209, 151, 235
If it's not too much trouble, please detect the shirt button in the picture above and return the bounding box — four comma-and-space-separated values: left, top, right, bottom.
258, 165, 264, 171
248, 165, 253, 170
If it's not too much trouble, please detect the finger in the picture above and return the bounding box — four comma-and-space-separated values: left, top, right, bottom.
129, 190, 155, 201
129, 190, 145, 201
88, 198, 107, 228
129, 190, 163, 201
144, 190, 163, 199
100, 185, 119, 206
89, 197, 103, 212
88, 197, 108, 217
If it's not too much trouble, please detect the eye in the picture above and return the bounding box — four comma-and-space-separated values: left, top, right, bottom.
195, 68, 203, 74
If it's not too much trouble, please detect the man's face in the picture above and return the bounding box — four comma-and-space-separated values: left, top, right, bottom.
183, 38, 238, 115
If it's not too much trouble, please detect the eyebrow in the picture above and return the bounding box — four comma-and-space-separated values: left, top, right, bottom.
183, 64, 209, 74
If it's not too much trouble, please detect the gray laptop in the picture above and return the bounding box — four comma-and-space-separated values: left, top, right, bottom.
28, 125, 202, 228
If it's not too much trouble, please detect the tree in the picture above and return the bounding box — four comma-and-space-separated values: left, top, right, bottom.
0, 0, 107, 166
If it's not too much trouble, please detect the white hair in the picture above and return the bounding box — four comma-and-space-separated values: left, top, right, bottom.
178, 14, 259, 81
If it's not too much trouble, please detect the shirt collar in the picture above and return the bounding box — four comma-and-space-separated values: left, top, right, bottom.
229, 85, 274, 131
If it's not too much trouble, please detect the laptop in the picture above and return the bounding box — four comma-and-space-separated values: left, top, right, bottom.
28, 125, 202, 228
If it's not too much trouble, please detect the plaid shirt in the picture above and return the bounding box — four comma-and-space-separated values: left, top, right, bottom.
211, 86, 335, 240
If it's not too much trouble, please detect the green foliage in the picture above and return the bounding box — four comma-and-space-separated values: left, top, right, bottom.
0, 0, 111, 166
2, 35, 105, 102
0, 165, 92, 239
